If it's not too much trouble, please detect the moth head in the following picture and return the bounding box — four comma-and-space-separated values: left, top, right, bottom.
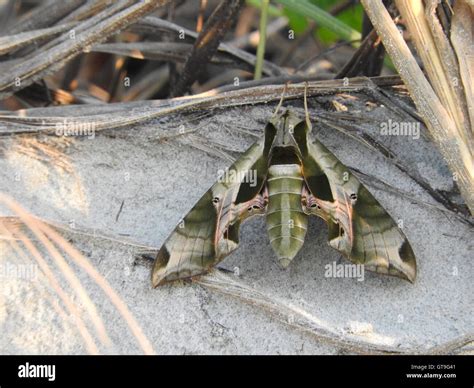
270, 109, 308, 137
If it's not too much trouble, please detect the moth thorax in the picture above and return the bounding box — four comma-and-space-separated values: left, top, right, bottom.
265, 164, 308, 267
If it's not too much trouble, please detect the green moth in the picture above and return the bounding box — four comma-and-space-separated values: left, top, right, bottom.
152, 96, 417, 287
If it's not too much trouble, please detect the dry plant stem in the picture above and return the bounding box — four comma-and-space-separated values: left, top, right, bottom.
137, 16, 285, 76
0, 0, 171, 98
196, 0, 208, 33
37, 221, 156, 355
61, 0, 113, 24
195, 271, 404, 354
396, 0, 472, 149
195, 270, 474, 355
361, 0, 474, 214
0, 220, 100, 354
0, 78, 399, 132
171, 0, 244, 96
450, 0, 474, 137
92, 42, 259, 73
8, 0, 85, 34
0, 22, 77, 55
4, 216, 472, 355
425, 333, 474, 355
0, 196, 156, 355
0, 195, 112, 349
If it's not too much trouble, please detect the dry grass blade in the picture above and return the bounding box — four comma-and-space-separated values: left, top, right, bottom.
7, 0, 85, 34
0, 22, 77, 55
61, 0, 113, 24
0, 194, 112, 349
195, 270, 405, 354
171, 0, 245, 96
0, 195, 155, 355
396, 0, 472, 148
424, 333, 474, 355
361, 0, 474, 214
136, 16, 285, 76
0, 0, 171, 98
0, 219, 101, 354
92, 41, 257, 72
0, 77, 394, 134
38, 221, 156, 355
195, 270, 474, 355
121, 66, 169, 101
450, 0, 474, 137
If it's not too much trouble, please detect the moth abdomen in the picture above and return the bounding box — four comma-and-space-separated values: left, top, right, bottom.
265, 164, 308, 267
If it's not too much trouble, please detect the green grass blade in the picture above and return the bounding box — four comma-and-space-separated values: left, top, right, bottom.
273, 0, 361, 42
254, 0, 270, 80
246, 0, 283, 17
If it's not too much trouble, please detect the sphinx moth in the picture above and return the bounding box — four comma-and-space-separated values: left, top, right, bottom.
152, 103, 417, 287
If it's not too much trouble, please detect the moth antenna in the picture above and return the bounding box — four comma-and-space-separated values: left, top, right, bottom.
273, 82, 288, 116
304, 81, 311, 128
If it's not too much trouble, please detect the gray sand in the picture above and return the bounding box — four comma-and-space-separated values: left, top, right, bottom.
0, 99, 472, 354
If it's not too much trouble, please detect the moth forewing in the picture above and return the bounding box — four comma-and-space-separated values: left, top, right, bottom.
297, 124, 417, 282
151, 123, 276, 287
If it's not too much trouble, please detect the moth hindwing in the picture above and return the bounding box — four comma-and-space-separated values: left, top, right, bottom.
152, 109, 416, 286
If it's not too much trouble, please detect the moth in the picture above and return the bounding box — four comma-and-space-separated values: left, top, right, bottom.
152, 93, 417, 287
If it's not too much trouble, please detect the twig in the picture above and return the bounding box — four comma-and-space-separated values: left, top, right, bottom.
171, 0, 244, 96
